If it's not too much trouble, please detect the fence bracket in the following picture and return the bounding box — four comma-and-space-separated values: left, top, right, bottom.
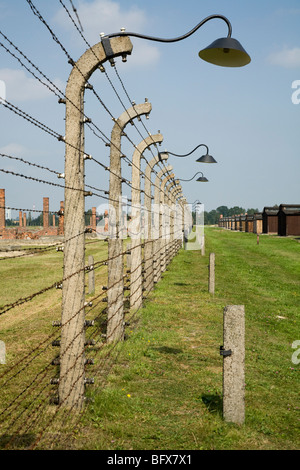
220, 345, 232, 357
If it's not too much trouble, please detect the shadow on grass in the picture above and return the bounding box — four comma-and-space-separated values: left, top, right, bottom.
152, 346, 183, 355
201, 394, 223, 416
0, 432, 36, 450
173, 282, 191, 287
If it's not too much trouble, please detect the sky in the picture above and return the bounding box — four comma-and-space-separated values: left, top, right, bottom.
0, 0, 299, 217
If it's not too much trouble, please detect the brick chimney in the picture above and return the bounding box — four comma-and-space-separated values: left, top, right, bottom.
92, 207, 96, 233
43, 197, 49, 228
58, 201, 64, 235
104, 209, 108, 232
0, 189, 5, 229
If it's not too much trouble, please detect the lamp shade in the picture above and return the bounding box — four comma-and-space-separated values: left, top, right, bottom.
196, 153, 217, 163
199, 37, 251, 67
197, 176, 208, 182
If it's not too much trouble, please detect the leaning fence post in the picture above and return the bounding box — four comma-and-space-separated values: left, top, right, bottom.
221, 305, 245, 425
60, 36, 133, 409
209, 252, 215, 294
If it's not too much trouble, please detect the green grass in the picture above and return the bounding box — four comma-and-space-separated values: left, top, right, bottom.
77, 228, 300, 450
0, 238, 109, 449
0, 229, 299, 450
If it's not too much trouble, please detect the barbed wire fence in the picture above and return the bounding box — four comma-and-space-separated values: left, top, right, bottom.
0, 0, 190, 449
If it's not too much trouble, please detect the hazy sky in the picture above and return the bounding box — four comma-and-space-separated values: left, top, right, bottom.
0, 0, 299, 216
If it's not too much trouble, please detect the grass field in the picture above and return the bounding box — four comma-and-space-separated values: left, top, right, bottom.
79, 227, 300, 450
0, 228, 299, 450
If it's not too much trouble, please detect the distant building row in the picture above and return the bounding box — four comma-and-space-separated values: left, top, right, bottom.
218, 204, 300, 236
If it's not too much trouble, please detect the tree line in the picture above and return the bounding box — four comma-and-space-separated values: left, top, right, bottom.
202, 206, 260, 225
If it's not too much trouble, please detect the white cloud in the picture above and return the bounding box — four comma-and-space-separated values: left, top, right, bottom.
0, 68, 65, 102
268, 47, 300, 68
54, 0, 160, 67
0, 143, 28, 157
0, 143, 29, 173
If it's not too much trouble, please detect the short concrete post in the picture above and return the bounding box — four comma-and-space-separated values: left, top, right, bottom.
209, 252, 215, 294
88, 255, 95, 294
201, 235, 205, 256
222, 305, 245, 425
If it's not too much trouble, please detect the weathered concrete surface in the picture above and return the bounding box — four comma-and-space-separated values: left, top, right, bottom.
222, 305, 245, 425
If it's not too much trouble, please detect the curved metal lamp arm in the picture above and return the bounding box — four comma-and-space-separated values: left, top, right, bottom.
106, 15, 232, 42
179, 171, 204, 182
167, 144, 209, 158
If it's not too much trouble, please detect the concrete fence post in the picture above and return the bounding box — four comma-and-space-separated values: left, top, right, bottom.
166, 181, 180, 264
130, 133, 163, 312
143, 152, 168, 293
160, 173, 175, 273
0, 189, 5, 230
164, 180, 175, 266
209, 252, 215, 294
170, 185, 181, 261
173, 187, 183, 252
153, 165, 173, 283
88, 255, 95, 294
174, 194, 183, 250
126, 242, 131, 269
60, 36, 133, 409
107, 102, 152, 342
222, 305, 245, 425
